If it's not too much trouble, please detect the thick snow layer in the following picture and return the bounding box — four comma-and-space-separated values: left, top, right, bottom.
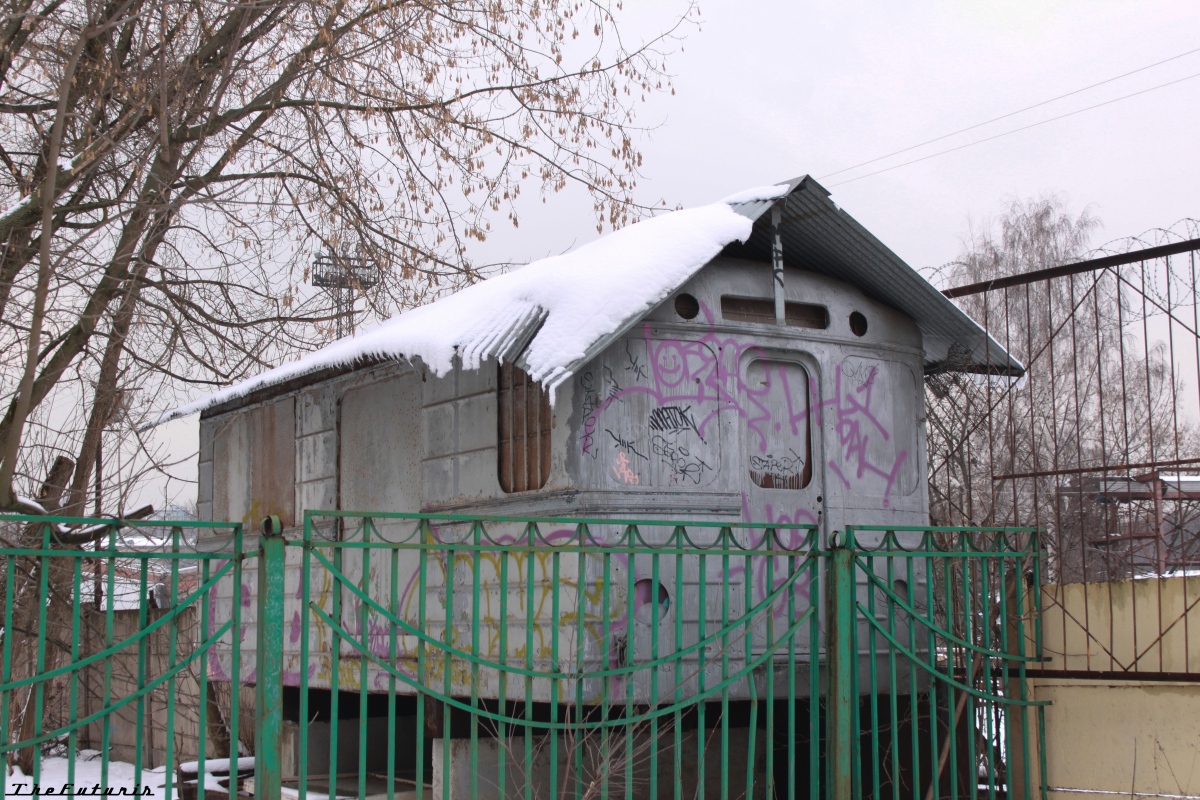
158, 197, 759, 423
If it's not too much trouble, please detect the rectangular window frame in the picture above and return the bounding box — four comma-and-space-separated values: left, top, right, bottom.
498, 362, 552, 493
720, 295, 829, 329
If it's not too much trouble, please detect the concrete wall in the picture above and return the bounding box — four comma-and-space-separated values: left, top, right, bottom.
1034, 678, 1200, 799
1024, 576, 1200, 799
1042, 575, 1200, 674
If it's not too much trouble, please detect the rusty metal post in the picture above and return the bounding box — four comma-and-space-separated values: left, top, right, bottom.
1152, 473, 1166, 575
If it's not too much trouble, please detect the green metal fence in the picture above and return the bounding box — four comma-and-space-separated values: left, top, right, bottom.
289, 512, 823, 800
0, 514, 247, 800
831, 526, 1046, 800
0, 513, 1044, 800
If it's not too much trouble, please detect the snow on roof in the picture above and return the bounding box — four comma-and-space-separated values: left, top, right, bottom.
156, 189, 783, 424
718, 183, 792, 205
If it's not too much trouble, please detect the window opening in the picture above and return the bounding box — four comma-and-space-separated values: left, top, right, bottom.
745, 360, 812, 490
674, 293, 700, 320
721, 296, 829, 329
498, 362, 552, 492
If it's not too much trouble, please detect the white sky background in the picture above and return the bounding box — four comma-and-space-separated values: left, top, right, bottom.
141, 0, 1200, 515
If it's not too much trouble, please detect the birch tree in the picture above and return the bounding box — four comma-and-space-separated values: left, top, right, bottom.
926, 198, 1200, 580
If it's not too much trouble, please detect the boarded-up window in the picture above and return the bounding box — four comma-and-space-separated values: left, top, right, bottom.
249, 397, 296, 526
250, 396, 296, 526
498, 363, 551, 493
209, 396, 296, 527
721, 296, 828, 329
340, 375, 421, 513
745, 360, 812, 490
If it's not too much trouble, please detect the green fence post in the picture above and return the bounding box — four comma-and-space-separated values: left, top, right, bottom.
256, 515, 287, 800
827, 534, 856, 800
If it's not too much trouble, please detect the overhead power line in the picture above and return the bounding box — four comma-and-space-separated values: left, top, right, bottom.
819, 44, 1200, 184
827, 69, 1200, 187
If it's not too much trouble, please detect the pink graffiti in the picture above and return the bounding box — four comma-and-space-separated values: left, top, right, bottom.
612, 452, 640, 484
580, 302, 909, 508
818, 364, 908, 509
581, 303, 786, 455
731, 493, 816, 620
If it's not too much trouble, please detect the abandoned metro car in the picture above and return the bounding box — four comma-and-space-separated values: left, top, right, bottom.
165, 176, 1020, 711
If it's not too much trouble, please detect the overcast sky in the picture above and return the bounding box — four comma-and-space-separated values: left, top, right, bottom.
480, 0, 1200, 273
145, 0, 1200, 511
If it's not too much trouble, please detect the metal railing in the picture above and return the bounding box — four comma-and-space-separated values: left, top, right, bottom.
0, 514, 247, 800
834, 526, 1044, 800
932, 232, 1200, 679
0, 512, 1044, 800
291, 511, 822, 800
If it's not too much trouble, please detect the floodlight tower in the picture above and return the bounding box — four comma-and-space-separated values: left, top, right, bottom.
311, 249, 378, 339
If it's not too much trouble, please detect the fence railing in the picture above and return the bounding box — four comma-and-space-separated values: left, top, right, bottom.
836, 525, 1044, 800
932, 236, 1200, 678
0, 514, 247, 800
0, 512, 1044, 800
292, 512, 822, 800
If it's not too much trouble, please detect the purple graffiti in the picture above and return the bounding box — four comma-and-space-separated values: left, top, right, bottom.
579, 302, 909, 507
818, 364, 908, 509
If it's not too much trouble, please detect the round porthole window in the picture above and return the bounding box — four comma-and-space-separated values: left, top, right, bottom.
674, 293, 700, 320
633, 579, 672, 624
849, 311, 868, 337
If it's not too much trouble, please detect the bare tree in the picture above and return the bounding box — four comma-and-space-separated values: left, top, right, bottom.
0, 0, 695, 515
0, 0, 695, 771
926, 197, 1200, 580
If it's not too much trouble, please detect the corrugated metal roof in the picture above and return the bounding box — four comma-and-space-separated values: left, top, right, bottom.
725, 176, 1023, 376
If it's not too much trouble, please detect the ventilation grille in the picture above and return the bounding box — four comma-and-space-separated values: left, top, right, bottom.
498, 362, 552, 493
720, 296, 829, 329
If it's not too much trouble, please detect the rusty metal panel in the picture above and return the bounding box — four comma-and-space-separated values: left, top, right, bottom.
250, 396, 296, 527
212, 413, 251, 524
498, 362, 550, 492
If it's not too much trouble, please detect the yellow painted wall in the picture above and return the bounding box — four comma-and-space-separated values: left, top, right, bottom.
1028, 576, 1200, 798
1041, 575, 1200, 673
1034, 678, 1200, 799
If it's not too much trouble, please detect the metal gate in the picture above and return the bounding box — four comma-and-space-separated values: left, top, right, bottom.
0, 512, 1044, 800
828, 526, 1046, 800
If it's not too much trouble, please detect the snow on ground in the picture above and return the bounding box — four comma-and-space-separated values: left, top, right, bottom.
6, 757, 175, 799
3, 754, 255, 799
156, 186, 789, 425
